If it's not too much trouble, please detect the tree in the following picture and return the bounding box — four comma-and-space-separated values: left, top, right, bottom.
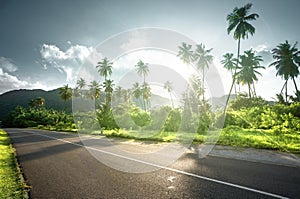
135, 60, 149, 84
164, 81, 174, 108
225, 3, 259, 110
114, 86, 123, 102
193, 43, 213, 100
76, 78, 86, 90
235, 49, 265, 98
269, 40, 300, 102
142, 83, 151, 111
135, 60, 149, 110
87, 81, 101, 100
132, 82, 142, 108
96, 57, 113, 81
103, 79, 114, 108
29, 97, 45, 108
59, 84, 72, 102
177, 42, 194, 64
122, 89, 132, 104
74, 78, 86, 97
221, 53, 237, 93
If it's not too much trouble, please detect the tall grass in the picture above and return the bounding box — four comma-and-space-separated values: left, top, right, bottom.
0, 129, 27, 198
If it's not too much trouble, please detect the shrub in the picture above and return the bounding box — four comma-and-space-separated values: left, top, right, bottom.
163, 109, 181, 132
130, 107, 151, 127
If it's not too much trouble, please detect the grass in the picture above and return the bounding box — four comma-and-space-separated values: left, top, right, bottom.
35, 125, 300, 154
101, 127, 300, 153
196, 126, 300, 153
0, 129, 27, 198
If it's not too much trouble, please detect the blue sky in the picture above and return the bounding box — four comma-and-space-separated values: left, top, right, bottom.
0, 0, 299, 100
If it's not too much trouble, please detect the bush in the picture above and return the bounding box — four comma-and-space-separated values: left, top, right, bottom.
130, 107, 151, 127
3, 106, 75, 129
144, 106, 171, 131
230, 93, 269, 110
163, 109, 181, 132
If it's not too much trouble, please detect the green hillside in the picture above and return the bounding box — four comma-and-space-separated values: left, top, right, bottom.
0, 88, 172, 122
0, 89, 72, 121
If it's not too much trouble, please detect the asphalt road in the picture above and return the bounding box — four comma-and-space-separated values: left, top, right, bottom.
5, 128, 300, 199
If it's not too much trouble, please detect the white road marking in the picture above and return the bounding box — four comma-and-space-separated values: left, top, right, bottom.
22, 130, 289, 199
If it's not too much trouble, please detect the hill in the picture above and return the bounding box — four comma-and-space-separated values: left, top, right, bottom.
0, 89, 72, 121
0, 88, 248, 122
0, 89, 172, 122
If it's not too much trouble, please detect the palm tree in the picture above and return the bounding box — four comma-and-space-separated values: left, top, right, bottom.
59, 84, 72, 102
29, 97, 45, 108
122, 89, 132, 104
190, 75, 203, 103
35, 97, 45, 106
164, 81, 174, 108
96, 57, 113, 81
221, 53, 238, 93
225, 3, 259, 109
103, 79, 114, 108
193, 43, 213, 101
76, 78, 86, 90
88, 81, 101, 100
177, 42, 194, 64
135, 60, 149, 84
114, 86, 123, 102
132, 82, 142, 108
59, 85, 72, 110
142, 83, 151, 111
135, 60, 149, 110
74, 78, 86, 97
235, 49, 265, 98
269, 40, 300, 102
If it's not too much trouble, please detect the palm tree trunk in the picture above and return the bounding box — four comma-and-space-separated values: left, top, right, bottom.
285, 80, 288, 103
143, 99, 146, 111
248, 83, 251, 98
169, 92, 174, 109
280, 81, 286, 94
292, 76, 300, 100
252, 83, 257, 97
202, 67, 205, 101
232, 70, 237, 95
224, 37, 241, 114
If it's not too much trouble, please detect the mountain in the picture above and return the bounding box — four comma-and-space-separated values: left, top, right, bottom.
209, 94, 237, 110
0, 88, 244, 122
0, 89, 72, 121
0, 89, 172, 122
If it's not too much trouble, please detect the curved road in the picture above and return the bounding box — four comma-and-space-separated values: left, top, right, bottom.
6, 128, 300, 198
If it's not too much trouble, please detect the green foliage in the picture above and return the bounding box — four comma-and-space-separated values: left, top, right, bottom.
197, 103, 212, 134
289, 102, 300, 117
113, 103, 137, 130
130, 106, 151, 127
216, 126, 300, 153
0, 129, 27, 198
225, 101, 300, 132
163, 109, 181, 132
96, 104, 118, 130
230, 93, 269, 110
144, 106, 170, 131
4, 105, 74, 129
0, 89, 72, 122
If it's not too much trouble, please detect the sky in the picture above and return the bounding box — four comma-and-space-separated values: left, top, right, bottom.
0, 0, 300, 100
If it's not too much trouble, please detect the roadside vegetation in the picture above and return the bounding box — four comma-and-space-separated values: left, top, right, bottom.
0, 129, 27, 198
3, 3, 300, 154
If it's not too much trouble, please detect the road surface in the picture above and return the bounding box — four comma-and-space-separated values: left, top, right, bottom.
6, 128, 300, 198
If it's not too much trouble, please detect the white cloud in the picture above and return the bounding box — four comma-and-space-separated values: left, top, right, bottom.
40, 43, 93, 83
0, 68, 52, 94
120, 30, 149, 51
252, 44, 268, 52
0, 56, 18, 72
